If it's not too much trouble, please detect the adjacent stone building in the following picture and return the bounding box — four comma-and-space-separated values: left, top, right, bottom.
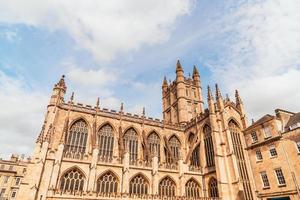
244, 109, 300, 200
15, 60, 299, 200
0, 154, 28, 200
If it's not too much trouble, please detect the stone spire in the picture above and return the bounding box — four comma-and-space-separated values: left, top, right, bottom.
96, 97, 100, 109
192, 65, 200, 78
235, 89, 243, 105
55, 75, 66, 92
215, 84, 224, 111
207, 86, 215, 114
235, 89, 248, 128
162, 76, 168, 87
142, 107, 145, 116
50, 75, 67, 106
70, 92, 74, 103
176, 60, 183, 73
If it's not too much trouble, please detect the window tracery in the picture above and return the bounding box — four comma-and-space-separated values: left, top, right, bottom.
229, 120, 253, 200
59, 168, 85, 194
208, 178, 218, 197
190, 144, 200, 168
166, 135, 181, 163
159, 176, 176, 197
185, 179, 200, 198
96, 171, 118, 194
129, 174, 149, 195
64, 119, 88, 159
123, 128, 138, 163
147, 132, 160, 161
204, 125, 214, 167
98, 124, 114, 161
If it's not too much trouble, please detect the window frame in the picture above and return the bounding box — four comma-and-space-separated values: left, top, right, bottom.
11, 190, 17, 198
260, 171, 270, 188
251, 132, 258, 143
274, 168, 286, 186
263, 126, 272, 139
269, 144, 278, 158
255, 149, 263, 162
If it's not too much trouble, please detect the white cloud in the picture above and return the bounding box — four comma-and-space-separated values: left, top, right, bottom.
0, 0, 193, 61
0, 71, 48, 159
208, 0, 300, 119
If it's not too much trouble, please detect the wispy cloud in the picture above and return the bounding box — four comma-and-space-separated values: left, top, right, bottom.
0, 71, 48, 158
0, 0, 193, 61
205, 0, 300, 119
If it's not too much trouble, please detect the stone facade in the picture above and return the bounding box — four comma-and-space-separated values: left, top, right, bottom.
244, 109, 300, 200
15, 60, 299, 200
0, 154, 28, 200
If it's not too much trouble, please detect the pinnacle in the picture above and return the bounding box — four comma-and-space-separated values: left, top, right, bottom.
162, 76, 168, 86
176, 60, 183, 72
207, 85, 213, 100
215, 84, 222, 98
193, 65, 199, 77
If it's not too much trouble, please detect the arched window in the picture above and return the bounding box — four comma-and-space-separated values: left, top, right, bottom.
190, 144, 200, 168
208, 178, 218, 197
159, 176, 176, 197
229, 120, 253, 200
123, 128, 138, 163
64, 119, 88, 159
204, 125, 214, 167
129, 174, 149, 195
98, 124, 114, 160
185, 179, 200, 198
166, 136, 181, 163
60, 168, 85, 194
96, 171, 118, 194
147, 132, 160, 161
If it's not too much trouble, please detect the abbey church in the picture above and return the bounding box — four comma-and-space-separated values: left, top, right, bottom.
14, 61, 300, 200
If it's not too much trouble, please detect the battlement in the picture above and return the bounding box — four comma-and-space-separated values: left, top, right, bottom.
59, 102, 184, 131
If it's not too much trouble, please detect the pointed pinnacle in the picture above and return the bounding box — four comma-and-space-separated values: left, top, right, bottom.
162, 76, 168, 86
193, 65, 199, 76
207, 85, 213, 100
120, 102, 124, 111
176, 60, 183, 72
70, 92, 74, 102
96, 97, 100, 108
142, 107, 145, 116
235, 89, 242, 104
215, 84, 222, 99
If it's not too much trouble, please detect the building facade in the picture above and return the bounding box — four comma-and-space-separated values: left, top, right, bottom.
15, 60, 299, 200
0, 155, 28, 200
244, 109, 300, 200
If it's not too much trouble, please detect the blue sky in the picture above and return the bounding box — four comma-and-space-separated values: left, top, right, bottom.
0, 0, 300, 158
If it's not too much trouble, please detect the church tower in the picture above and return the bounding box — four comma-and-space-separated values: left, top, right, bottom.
162, 60, 204, 125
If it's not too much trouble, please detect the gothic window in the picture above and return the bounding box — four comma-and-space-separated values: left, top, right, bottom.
129, 174, 149, 195
204, 125, 214, 167
166, 136, 181, 163
147, 132, 160, 161
190, 144, 200, 168
96, 171, 118, 194
60, 168, 85, 194
159, 176, 176, 197
98, 124, 114, 160
229, 120, 253, 200
64, 119, 88, 159
208, 178, 218, 197
124, 128, 138, 163
185, 179, 200, 198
